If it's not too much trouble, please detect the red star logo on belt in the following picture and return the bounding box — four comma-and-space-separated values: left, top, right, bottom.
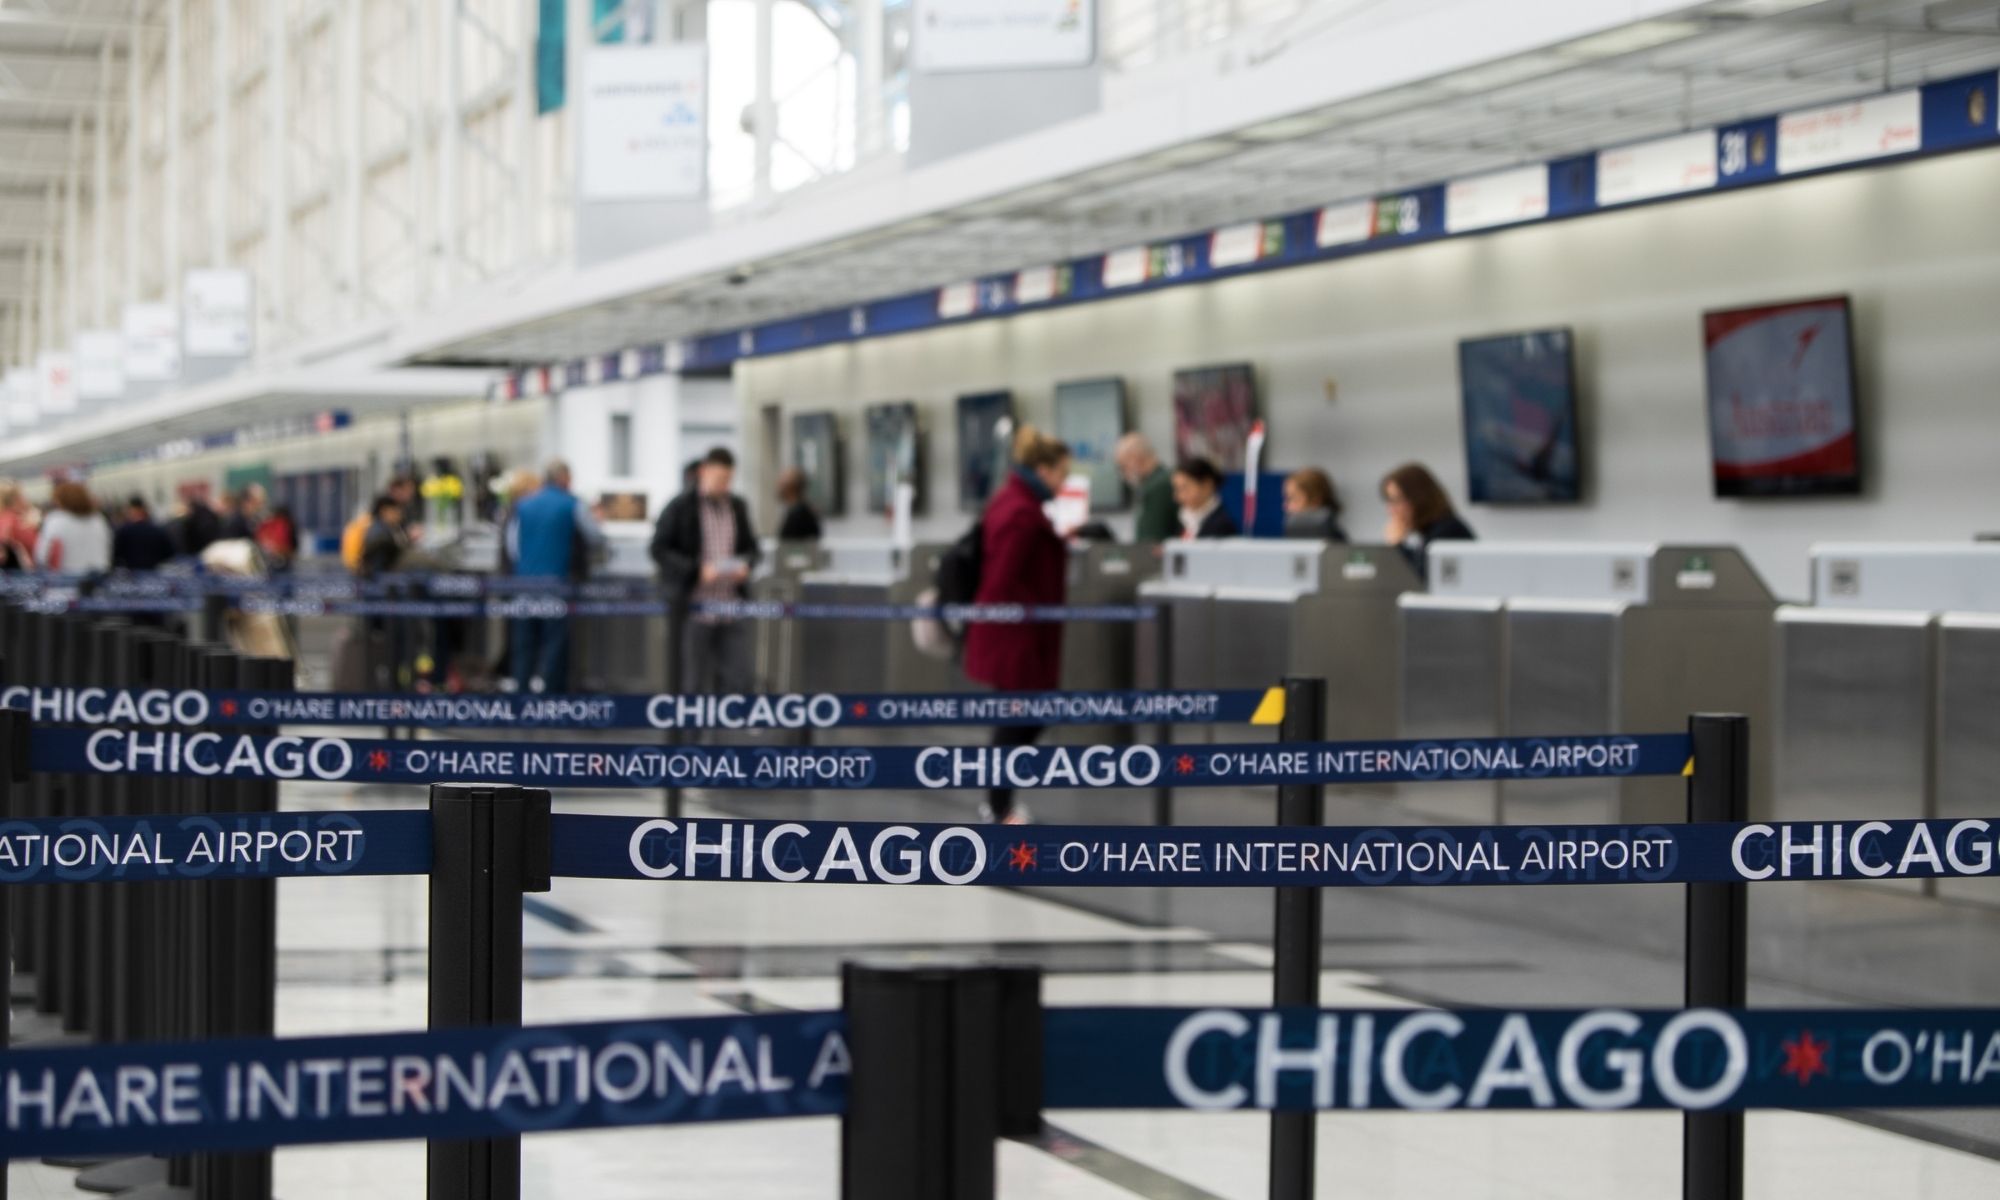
1174, 754, 1197, 775
851, 702, 869, 718
1779, 1030, 1830, 1086
219, 700, 238, 717
367, 749, 391, 772
1006, 843, 1036, 870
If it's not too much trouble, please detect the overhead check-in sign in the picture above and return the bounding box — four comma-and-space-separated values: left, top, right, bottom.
73, 330, 125, 403
121, 303, 180, 383
579, 45, 707, 201
914, 0, 1095, 72
182, 269, 254, 358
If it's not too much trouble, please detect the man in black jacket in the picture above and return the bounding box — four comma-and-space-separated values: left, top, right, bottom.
112, 497, 177, 570
650, 447, 760, 693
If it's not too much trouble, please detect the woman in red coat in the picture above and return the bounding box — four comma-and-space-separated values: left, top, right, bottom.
963, 424, 1072, 823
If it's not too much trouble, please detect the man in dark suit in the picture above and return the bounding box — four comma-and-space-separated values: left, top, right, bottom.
112, 497, 177, 570
650, 447, 760, 693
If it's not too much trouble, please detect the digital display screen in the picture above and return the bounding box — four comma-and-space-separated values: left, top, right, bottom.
1458, 329, 1581, 504
1703, 296, 1860, 497
955, 391, 1015, 513
1054, 378, 1127, 512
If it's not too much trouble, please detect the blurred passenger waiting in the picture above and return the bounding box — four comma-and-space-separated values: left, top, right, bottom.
174, 493, 221, 558
1381, 462, 1475, 581
256, 504, 299, 567
40, 482, 112, 574
1173, 458, 1238, 539
506, 460, 605, 694
774, 467, 822, 542
494, 468, 542, 573
358, 494, 409, 578
0, 481, 37, 568
220, 483, 267, 541
964, 425, 1073, 825
1114, 433, 1177, 543
1283, 468, 1348, 541
652, 447, 759, 694
113, 496, 177, 571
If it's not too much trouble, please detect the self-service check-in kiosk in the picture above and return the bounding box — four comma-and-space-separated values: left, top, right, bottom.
1410, 543, 1776, 827
1778, 545, 2000, 902
1137, 541, 1419, 744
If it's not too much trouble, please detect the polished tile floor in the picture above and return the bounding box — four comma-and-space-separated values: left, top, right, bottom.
13, 773, 2000, 1198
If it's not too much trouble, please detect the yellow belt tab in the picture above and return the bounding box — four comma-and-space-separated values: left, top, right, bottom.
1251, 688, 1287, 726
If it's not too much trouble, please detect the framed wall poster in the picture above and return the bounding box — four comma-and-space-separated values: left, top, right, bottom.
1054, 377, 1128, 511
1171, 363, 1257, 471
955, 390, 1016, 512
1457, 329, 1582, 503
1702, 296, 1860, 497
864, 401, 926, 515
790, 411, 846, 516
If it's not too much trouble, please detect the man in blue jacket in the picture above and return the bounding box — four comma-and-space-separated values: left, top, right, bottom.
506, 460, 604, 693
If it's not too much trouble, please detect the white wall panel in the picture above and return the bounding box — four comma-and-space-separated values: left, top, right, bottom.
736, 147, 2000, 598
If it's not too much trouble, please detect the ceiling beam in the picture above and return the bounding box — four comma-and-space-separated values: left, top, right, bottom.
0, 10, 156, 39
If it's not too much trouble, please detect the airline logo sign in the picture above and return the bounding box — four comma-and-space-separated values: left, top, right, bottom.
1045, 1007, 2000, 1112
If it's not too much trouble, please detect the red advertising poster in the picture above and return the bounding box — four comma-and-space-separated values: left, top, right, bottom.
1702, 296, 1860, 497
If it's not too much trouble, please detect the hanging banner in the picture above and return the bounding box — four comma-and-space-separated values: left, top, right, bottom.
121, 302, 181, 382
183, 268, 255, 358
73, 329, 126, 403
5, 366, 38, 428
37, 349, 76, 416
914, 0, 1095, 72
578, 44, 707, 201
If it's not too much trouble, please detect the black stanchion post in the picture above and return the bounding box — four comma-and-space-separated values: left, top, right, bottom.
1684, 713, 1749, 1200
1269, 676, 1326, 1200
663, 603, 686, 822
427, 784, 553, 1200
0, 707, 18, 1200
840, 963, 1042, 1200
1150, 604, 1174, 828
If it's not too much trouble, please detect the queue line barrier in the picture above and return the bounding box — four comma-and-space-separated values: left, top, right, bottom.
0, 684, 1285, 731
2, 600, 1967, 1200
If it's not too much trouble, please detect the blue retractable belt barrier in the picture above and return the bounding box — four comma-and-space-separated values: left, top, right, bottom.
0, 811, 429, 884
9, 1003, 2000, 1159
0, 1010, 848, 1159
554, 814, 2000, 888
0, 685, 1286, 730
1043, 1006, 2000, 1113
30, 729, 1692, 790
6, 811, 1996, 889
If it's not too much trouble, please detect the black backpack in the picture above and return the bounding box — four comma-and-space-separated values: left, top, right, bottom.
933, 521, 984, 615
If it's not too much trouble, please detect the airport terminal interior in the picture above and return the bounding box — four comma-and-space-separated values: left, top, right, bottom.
4, 0, 2000, 1196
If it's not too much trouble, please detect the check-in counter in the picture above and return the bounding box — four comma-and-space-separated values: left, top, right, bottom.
1937, 613, 2000, 905
1058, 542, 1161, 744
799, 541, 907, 694
1397, 595, 1505, 823
1780, 544, 2000, 902
576, 523, 668, 693
1139, 541, 1419, 745
754, 539, 829, 693
1410, 543, 1776, 827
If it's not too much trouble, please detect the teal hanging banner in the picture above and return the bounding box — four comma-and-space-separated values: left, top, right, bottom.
536, 0, 626, 115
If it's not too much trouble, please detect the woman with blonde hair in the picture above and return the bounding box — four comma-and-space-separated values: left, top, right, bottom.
40, 481, 113, 573
962, 424, 1072, 824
